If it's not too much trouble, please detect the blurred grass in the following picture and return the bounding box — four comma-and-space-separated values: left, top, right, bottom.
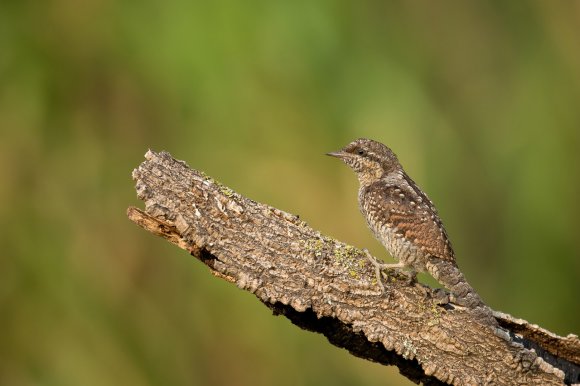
1, 1, 579, 385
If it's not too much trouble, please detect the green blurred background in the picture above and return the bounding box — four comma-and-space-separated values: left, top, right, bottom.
1, 1, 579, 385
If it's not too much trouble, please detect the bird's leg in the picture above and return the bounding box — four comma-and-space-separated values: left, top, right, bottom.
363, 249, 421, 293
362, 249, 386, 292
362, 249, 406, 292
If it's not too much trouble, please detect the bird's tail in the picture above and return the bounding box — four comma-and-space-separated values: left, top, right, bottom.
426, 258, 496, 326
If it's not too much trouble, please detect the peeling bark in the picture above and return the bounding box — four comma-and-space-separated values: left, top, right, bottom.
127, 150, 579, 386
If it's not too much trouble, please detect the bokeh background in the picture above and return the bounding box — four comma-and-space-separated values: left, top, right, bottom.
1, 1, 579, 385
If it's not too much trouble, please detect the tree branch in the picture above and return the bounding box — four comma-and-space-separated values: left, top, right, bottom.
127, 150, 579, 386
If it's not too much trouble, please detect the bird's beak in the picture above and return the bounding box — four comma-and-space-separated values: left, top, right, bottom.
326, 150, 347, 159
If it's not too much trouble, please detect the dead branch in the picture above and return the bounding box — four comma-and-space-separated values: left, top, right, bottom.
127, 150, 579, 386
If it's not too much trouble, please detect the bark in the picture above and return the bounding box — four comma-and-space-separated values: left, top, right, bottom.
127, 150, 579, 386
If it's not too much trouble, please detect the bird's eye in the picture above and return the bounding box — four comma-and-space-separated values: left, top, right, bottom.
357, 149, 366, 156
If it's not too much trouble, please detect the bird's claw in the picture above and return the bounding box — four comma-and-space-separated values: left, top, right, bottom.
362, 249, 387, 293
362, 249, 417, 295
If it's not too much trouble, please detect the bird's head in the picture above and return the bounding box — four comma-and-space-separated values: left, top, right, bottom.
327, 138, 401, 185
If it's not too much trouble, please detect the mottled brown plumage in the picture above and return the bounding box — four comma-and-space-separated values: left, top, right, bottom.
328, 138, 492, 320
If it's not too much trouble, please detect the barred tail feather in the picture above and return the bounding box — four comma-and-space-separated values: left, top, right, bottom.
426, 258, 496, 326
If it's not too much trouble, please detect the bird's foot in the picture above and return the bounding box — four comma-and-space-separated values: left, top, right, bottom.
363, 249, 387, 293
362, 249, 414, 294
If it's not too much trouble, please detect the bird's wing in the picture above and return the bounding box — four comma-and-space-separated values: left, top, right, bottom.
365, 176, 455, 261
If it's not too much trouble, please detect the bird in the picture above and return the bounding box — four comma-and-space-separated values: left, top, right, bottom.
327, 138, 494, 324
